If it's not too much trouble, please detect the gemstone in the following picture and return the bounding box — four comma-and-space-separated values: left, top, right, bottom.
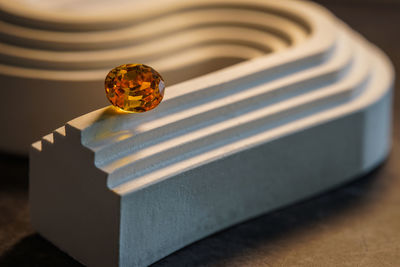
105, 64, 165, 113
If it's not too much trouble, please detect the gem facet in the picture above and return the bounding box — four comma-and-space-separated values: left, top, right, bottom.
105, 64, 165, 112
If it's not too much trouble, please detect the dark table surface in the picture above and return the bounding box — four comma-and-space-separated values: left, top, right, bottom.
1, 1, 399, 266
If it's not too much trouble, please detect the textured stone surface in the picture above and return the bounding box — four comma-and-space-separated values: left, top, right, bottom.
105, 64, 165, 113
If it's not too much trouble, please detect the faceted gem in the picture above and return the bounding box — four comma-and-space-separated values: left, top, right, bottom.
105, 64, 165, 113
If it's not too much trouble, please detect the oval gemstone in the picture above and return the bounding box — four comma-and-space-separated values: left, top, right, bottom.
105, 64, 165, 113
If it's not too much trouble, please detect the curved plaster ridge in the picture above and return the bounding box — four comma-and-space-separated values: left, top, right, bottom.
29, 1, 394, 267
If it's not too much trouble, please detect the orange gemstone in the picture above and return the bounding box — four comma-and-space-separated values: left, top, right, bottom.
105, 64, 165, 112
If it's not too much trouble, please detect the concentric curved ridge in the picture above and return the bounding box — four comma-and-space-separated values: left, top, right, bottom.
29, 1, 393, 266
1, 0, 318, 153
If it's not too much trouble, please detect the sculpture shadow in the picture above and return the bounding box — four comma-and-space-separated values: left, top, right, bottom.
0, 234, 83, 267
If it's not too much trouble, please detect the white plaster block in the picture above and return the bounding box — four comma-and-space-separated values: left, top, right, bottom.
29, 1, 394, 266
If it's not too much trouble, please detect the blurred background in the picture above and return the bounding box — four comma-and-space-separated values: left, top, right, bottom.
0, 0, 399, 266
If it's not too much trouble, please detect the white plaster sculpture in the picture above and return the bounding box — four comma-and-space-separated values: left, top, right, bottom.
29, 0, 393, 266
0, 0, 307, 154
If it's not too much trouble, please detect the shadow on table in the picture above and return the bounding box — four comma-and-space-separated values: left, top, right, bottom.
0, 165, 383, 267
0, 234, 83, 267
